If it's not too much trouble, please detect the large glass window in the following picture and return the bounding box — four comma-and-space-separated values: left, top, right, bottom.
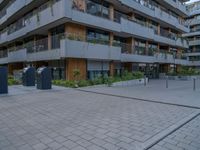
51, 25, 65, 49
87, 28, 109, 45
86, 0, 109, 19
135, 40, 146, 55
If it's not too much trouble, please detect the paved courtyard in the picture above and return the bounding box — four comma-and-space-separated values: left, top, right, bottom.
0, 82, 199, 150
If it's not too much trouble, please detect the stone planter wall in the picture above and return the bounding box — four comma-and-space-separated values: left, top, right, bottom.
111, 78, 148, 87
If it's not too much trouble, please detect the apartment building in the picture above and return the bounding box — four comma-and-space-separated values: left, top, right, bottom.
0, 0, 191, 80
184, 1, 200, 69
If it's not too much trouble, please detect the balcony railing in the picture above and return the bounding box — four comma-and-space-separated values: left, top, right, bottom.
0, 50, 7, 58
130, 0, 187, 27
1, 0, 61, 36
0, 0, 16, 19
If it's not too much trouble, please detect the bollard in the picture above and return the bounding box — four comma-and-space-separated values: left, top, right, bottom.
193, 78, 196, 91
144, 76, 146, 86
166, 76, 168, 88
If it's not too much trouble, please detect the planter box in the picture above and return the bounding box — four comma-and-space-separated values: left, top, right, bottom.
111, 78, 148, 87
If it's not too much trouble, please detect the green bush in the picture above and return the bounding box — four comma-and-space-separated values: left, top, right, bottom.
132, 71, 144, 79
178, 67, 200, 76
104, 76, 114, 87
52, 80, 76, 88
121, 70, 134, 81
8, 79, 21, 86
52, 71, 145, 88
90, 77, 103, 85
78, 80, 90, 87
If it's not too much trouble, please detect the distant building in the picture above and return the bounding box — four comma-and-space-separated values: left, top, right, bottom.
184, 1, 200, 69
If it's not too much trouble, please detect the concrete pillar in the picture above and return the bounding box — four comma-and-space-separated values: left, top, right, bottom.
127, 37, 134, 54
109, 4, 114, 21
145, 41, 149, 55
157, 44, 160, 53
109, 32, 114, 46
157, 24, 160, 35
48, 31, 51, 50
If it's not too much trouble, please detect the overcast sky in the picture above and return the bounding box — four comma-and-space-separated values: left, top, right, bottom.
187, 0, 200, 3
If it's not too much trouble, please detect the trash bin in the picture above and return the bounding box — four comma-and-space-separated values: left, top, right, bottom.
22, 67, 35, 86
0, 67, 8, 94
36, 67, 52, 90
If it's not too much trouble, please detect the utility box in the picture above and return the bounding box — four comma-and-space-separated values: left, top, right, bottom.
22, 67, 35, 86
0, 67, 8, 94
36, 67, 52, 90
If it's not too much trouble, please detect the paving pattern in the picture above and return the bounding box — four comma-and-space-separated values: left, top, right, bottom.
149, 115, 200, 150
0, 86, 199, 150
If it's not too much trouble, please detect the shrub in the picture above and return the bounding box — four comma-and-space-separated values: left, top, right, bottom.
132, 71, 144, 79
90, 77, 103, 85
121, 70, 133, 81
78, 80, 90, 87
178, 67, 200, 76
104, 76, 114, 87
8, 79, 21, 86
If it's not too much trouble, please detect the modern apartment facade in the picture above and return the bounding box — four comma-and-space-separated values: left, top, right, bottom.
184, 1, 200, 69
0, 0, 192, 80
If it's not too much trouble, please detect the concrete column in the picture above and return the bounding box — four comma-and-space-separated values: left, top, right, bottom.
157, 24, 160, 35
109, 4, 114, 21
127, 37, 134, 54
48, 31, 51, 50
157, 44, 160, 53
109, 32, 114, 46
145, 41, 149, 55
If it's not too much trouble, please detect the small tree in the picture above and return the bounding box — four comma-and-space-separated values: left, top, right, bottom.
73, 69, 80, 87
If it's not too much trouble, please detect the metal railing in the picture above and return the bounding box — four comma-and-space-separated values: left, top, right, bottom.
0, 32, 189, 60
0, 50, 7, 58
3, 0, 61, 35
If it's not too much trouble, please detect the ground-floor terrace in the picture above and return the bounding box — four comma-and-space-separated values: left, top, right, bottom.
2, 59, 185, 81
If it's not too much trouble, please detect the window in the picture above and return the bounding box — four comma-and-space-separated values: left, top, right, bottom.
87, 28, 109, 45
86, 0, 109, 19
51, 25, 65, 49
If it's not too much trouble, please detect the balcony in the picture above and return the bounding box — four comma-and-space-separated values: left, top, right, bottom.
183, 31, 200, 37
116, 0, 188, 32
120, 18, 154, 39
190, 19, 200, 26
8, 47, 27, 63
176, 38, 188, 48
189, 39, 200, 46
27, 49, 61, 62
0, 50, 8, 64
163, 0, 187, 15
0, 0, 33, 25
0, 0, 66, 45
60, 39, 121, 61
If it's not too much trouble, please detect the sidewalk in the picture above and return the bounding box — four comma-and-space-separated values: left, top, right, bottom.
80, 79, 200, 108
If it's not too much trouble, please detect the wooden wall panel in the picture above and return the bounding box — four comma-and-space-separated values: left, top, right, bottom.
109, 61, 115, 76
65, 23, 86, 40
66, 58, 87, 80
8, 63, 23, 75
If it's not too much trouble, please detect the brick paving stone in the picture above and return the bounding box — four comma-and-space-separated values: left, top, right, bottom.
149, 115, 200, 150
0, 87, 198, 150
